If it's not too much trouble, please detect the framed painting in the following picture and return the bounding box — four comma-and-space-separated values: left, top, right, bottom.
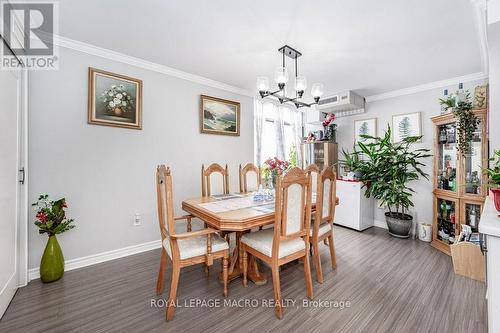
88, 67, 143, 129
200, 95, 240, 136
392, 112, 421, 143
354, 118, 377, 145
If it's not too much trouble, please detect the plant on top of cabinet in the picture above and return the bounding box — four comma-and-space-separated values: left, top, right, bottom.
344, 125, 431, 238
453, 91, 480, 157
485, 150, 500, 212
439, 92, 456, 114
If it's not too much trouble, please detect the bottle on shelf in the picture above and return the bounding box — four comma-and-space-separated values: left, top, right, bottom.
447, 126, 456, 143
441, 170, 449, 190
471, 171, 480, 194
441, 89, 450, 114
469, 206, 477, 229
439, 127, 448, 143
465, 172, 472, 193
456, 82, 465, 104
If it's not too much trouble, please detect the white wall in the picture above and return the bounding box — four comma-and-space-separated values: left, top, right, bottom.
334, 79, 487, 226
28, 47, 254, 269
488, 20, 500, 153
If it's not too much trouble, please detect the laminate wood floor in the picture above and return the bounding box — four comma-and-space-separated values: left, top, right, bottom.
0, 226, 487, 333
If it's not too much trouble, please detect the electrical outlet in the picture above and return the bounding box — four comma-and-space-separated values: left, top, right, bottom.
134, 213, 142, 226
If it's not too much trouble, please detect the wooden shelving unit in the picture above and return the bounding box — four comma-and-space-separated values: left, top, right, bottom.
431, 109, 488, 255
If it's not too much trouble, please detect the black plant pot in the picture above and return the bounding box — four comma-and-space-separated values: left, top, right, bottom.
385, 212, 412, 238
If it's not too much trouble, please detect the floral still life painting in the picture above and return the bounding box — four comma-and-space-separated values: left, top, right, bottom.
88, 68, 143, 129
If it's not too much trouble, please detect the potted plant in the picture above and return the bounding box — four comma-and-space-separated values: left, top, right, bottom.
341, 148, 363, 179
439, 94, 456, 114
322, 113, 337, 142
344, 126, 431, 238
485, 150, 500, 213
32, 194, 75, 283
262, 157, 290, 188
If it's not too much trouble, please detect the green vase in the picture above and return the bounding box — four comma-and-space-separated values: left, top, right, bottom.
40, 235, 65, 283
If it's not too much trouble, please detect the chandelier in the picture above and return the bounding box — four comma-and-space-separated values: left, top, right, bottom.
256, 45, 324, 109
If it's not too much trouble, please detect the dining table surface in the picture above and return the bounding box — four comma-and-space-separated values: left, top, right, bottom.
181, 192, 339, 285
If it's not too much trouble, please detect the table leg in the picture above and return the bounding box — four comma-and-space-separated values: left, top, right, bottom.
219, 231, 267, 285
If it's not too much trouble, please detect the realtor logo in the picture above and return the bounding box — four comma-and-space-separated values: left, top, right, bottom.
1, 1, 59, 70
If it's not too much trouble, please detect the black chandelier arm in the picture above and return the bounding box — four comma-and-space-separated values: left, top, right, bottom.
260, 90, 320, 108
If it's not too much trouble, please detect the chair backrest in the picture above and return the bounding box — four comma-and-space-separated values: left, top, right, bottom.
305, 164, 320, 195
201, 163, 229, 197
239, 163, 261, 193
273, 167, 312, 255
156, 165, 175, 240
313, 166, 337, 236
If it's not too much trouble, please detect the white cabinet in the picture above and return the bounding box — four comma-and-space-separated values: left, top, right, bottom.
334, 180, 374, 231
479, 197, 500, 333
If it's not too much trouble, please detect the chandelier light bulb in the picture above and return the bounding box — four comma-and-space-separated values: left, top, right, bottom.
256, 76, 270, 92
295, 76, 307, 93
311, 83, 324, 98
274, 67, 289, 86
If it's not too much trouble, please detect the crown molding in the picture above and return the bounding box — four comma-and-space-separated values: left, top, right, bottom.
52, 34, 254, 97
365, 71, 488, 102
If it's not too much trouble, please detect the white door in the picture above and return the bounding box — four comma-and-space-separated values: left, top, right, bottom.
0, 44, 27, 318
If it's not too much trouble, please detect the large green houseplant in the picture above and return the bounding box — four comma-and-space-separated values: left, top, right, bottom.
344, 126, 431, 238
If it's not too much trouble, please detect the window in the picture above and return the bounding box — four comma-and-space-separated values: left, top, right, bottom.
255, 100, 302, 166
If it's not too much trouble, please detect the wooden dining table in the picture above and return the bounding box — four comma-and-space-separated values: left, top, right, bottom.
182, 194, 275, 285
182, 193, 339, 285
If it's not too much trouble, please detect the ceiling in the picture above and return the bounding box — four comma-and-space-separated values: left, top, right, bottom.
57, 0, 483, 98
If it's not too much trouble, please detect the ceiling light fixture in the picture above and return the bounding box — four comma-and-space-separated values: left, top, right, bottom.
257, 45, 324, 109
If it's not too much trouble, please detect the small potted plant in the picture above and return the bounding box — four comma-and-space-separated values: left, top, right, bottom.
343, 126, 431, 238
439, 94, 456, 114
262, 157, 290, 188
341, 147, 363, 179
485, 150, 500, 213
32, 194, 75, 283
322, 113, 337, 142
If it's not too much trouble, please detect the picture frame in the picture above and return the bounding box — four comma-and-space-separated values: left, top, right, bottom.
354, 118, 377, 145
391, 112, 421, 143
200, 95, 240, 136
88, 67, 143, 130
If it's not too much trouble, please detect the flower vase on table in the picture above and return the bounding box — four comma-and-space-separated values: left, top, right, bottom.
263, 157, 290, 190
32, 194, 76, 283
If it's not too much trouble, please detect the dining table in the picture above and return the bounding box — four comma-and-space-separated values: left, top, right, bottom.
182, 192, 339, 285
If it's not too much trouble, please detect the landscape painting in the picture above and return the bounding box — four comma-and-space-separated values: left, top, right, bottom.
392, 112, 421, 143
200, 95, 240, 136
354, 118, 377, 145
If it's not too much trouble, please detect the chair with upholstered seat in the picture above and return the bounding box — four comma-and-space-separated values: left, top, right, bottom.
155, 165, 229, 321
239, 163, 261, 193
309, 166, 337, 283
201, 163, 229, 197
305, 163, 320, 196
241, 167, 314, 319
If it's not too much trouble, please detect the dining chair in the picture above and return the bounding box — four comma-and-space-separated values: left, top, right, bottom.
239, 163, 261, 193
241, 167, 314, 319
156, 165, 229, 321
309, 166, 337, 283
201, 163, 229, 197
304, 163, 320, 196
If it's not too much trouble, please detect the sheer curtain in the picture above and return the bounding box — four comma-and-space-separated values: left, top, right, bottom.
253, 99, 304, 165
253, 99, 264, 166
290, 108, 303, 166
274, 104, 287, 161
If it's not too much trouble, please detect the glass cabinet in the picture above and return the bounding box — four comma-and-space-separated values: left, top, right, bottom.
431, 109, 487, 255
301, 142, 338, 174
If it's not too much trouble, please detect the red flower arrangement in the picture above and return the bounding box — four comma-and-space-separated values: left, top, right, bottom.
322, 113, 336, 127
264, 157, 290, 173
32, 194, 75, 236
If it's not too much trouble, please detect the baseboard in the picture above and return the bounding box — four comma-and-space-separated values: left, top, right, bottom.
374, 220, 388, 230
28, 239, 162, 281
